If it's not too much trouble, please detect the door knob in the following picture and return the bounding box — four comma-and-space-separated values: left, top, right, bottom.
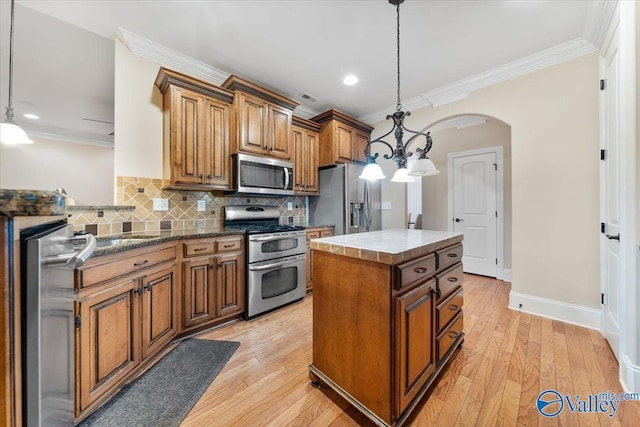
454, 218, 464, 223
606, 233, 620, 241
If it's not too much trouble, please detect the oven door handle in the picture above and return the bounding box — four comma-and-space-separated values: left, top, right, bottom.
249, 234, 302, 242
249, 257, 302, 271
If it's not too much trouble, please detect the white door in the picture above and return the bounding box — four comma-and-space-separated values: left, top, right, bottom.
601, 23, 621, 360
452, 152, 497, 277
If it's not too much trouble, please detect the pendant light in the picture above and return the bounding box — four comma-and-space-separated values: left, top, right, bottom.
359, 0, 438, 182
1, 0, 34, 145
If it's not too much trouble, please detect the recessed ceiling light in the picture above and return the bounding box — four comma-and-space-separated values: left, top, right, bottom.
343, 75, 359, 86
23, 113, 39, 120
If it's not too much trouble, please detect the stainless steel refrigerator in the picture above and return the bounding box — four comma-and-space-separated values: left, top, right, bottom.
309, 164, 382, 235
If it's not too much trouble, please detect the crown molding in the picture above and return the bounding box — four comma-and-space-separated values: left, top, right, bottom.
582, 0, 618, 49
117, 28, 229, 86
359, 37, 598, 125
23, 124, 114, 148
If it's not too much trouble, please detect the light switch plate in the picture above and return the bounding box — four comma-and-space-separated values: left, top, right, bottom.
197, 200, 206, 211
153, 198, 169, 211
287, 202, 293, 211
381, 201, 392, 210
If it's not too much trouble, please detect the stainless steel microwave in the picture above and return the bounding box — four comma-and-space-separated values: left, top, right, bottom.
234, 153, 294, 195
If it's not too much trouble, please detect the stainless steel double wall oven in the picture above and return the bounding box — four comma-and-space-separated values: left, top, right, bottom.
225, 205, 306, 318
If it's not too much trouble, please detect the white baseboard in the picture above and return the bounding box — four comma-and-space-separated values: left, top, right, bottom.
508, 291, 601, 330
620, 355, 640, 393
502, 269, 512, 282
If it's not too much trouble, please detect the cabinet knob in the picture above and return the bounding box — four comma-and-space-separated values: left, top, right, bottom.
134, 286, 143, 296
145, 283, 153, 292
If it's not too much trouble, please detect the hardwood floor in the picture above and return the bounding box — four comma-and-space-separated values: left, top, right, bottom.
181, 274, 640, 426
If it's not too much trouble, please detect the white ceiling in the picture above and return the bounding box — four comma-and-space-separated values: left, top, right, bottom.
0, 0, 611, 146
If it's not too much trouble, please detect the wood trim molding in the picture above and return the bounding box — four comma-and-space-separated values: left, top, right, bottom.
292, 116, 321, 132
508, 291, 601, 331
310, 109, 374, 133
154, 67, 234, 104
1, 217, 10, 426
221, 75, 299, 111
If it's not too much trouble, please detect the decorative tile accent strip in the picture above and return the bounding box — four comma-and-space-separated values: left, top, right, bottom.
69, 176, 308, 236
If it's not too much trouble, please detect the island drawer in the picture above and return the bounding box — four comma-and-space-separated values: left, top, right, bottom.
184, 241, 216, 257
437, 287, 463, 333
77, 244, 176, 288
395, 253, 437, 291
216, 237, 242, 252
435, 262, 463, 301
436, 243, 463, 270
437, 312, 464, 363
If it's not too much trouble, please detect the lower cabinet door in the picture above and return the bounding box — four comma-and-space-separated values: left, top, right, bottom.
182, 257, 216, 329
140, 264, 177, 360
77, 282, 140, 413
394, 279, 436, 416
216, 252, 244, 318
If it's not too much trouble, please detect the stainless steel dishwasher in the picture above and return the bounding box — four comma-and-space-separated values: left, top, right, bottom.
22, 221, 95, 426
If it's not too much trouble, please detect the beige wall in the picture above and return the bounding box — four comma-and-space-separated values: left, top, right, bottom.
0, 137, 114, 205
423, 119, 512, 269
373, 53, 600, 309
114, 38, 164, 179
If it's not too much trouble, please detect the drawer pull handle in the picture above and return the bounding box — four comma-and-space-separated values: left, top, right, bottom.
414, 267, 428, 274
134, 260, 149, 267
449, 304, 459, 311
448, 331, 459, 339
194, 247, 208, 252
448, 277, 458, 283
447, 253, 458, 258
223, 244, 235, 248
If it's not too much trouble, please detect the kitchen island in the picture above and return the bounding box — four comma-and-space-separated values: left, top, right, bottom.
309, 229, 464, 427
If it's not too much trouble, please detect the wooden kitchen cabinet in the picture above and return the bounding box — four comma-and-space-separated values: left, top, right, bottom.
310, 238, 464, 426
310, 109, 373, 167
179, 236, 245, 333
75, 243, 178, 418
293, 116, 321, 195
222, 75, 298, 161
140, 264, 177, 360
305, 227, 333, 291
394, 279, 436, 414
76, 278, 140, 414
155, 67, 234, 191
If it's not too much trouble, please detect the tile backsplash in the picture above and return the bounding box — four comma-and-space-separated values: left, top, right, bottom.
67, 176, 307, 235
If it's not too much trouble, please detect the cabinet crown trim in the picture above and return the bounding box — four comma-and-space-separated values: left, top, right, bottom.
310, 109, 374, 133
292, 116, 321, 132
154, 67, 234, 103
222, 75, 299, 111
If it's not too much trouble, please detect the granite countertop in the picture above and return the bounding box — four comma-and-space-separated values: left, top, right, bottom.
92, 227, 245, 257
310, 229, 463, 265
0, 189, 66, 217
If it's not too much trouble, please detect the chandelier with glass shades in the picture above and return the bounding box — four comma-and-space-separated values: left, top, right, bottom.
359, 0, 438, 182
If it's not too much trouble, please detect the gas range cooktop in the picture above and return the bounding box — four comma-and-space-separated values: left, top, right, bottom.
225, 222, 305, 235
224, 205, 305, 235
